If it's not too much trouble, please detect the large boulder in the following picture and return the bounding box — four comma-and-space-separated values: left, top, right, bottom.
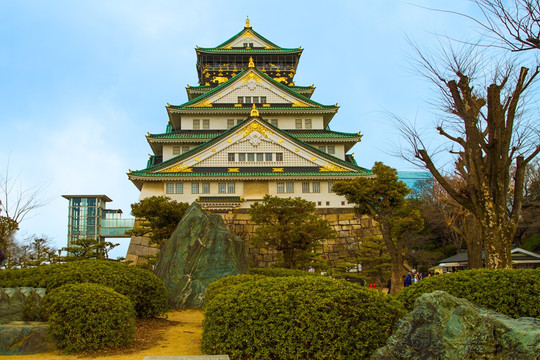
0, 322, 54, 355
154, 202, 249, 308
371, 291, 540, 359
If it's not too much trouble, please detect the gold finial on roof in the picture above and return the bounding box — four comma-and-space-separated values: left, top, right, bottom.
251, 103, 259, 117
248, 56, 255, 68
245, 16, 251, 28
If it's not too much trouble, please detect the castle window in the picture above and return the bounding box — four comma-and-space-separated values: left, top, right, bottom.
202, 183, 210, 193
305, 119, 312, 129
319, 145, 326, 152
182, 145, 190, 153
253, 96, 259, 103
277, 182, 284, 193
193, 119, 200, 129
328, 181, 335, 192
261, 96, 267, 103
270, 119, 278, 127
327, 146, 335, 154
302, 182, 310, 193
239, 153, 246, 161
312, 182, 320, 193
173, 145, 181, 155
192, 183, 199, 194
193, 183, 210, 194
277, 182, 294, 193
286, 182, 294, 193
245, 96, 251, 103
203, 119, 210, 129
326, 201, 330, 206
295, 119, 302, 129
256, 153, 264, 161
265, 153, 273, 161
276, 153, 283, 161
228, 153, 235, 161
176, 183, 183, 193
166, 183, 174, 194
247, 153, 255, 161
237, 97, 243, 104
218, 183, 226, 193
166, 183, 183, 194
227, 119, 235, 128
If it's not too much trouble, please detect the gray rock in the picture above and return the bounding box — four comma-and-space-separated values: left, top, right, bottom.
154, 202, 249, 309
0, 322, 54, 355
371, 291, 540, 360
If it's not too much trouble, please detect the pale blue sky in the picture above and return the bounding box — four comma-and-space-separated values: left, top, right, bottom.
0, 1, 519, 257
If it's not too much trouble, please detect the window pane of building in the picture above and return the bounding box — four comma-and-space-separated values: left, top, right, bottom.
166, 183, 174, 194
182, 145, 190, 153
302, 182, 310, 193
312, 182, 320, 193
305, 119, 312, 129
276, 153, 283, 161
265, 153, 272, 161
237, 97, 243, 103
270, 119, 278, 126
245, 96, 251, 103
227, 182, 235, 193
328, 181, 334, 192
203, 119, 210, 129
173, 145, 181, 155
295, 119, 302, 129
202, 183, 210, 193
192, 183, 199, 194
253, 96, 260, 103
175, 183, 183, 194
319, 145, 326, 152
218, 183, 226, 194
277, 182, 285, 193
286, 182, 294, 193
228, 153, 235, 161
327, 146, 335, 154
261, 96, 267, 103
247, 153, 255, 161
239, 153, 246, 161
256, 153, 264, 161
227, 119, 235, 128
193, 119, 200, 129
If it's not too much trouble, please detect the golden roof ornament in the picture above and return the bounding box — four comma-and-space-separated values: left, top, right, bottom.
251, 103, 259, 117
245, 16, 251, 29
248, 56, 255, 68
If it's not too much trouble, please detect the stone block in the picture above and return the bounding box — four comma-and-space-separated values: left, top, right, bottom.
338, 213, 355, 221
325, 214, 338, 222
338, 220, 350, 225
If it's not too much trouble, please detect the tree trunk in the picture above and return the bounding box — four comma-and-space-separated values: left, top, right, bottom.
389, 253, 404, 296
282, 248, 294, 269
466, 236, 484, 269
483, 226, 513, 269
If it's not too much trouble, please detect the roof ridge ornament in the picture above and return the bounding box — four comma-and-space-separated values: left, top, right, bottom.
248, 56, 255, 68
250, 103, 259, 117
245, 16, 251, 29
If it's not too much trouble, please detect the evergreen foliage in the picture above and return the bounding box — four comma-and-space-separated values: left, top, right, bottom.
249, 195, 336, 269
43, 283, 135, 353
0, 260, 168, 318
397, 269, 540, 318
203, 276, 406, 359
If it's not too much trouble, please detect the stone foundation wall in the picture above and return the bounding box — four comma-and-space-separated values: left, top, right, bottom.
125, 208, 379, 267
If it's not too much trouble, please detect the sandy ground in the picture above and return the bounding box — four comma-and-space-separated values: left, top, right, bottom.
2, 309, 204, 360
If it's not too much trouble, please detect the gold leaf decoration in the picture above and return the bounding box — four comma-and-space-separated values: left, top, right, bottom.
319, 163, 348, 172
160, 164, 193, 173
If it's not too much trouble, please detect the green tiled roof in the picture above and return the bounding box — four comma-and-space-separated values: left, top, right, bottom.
198, 48, 301, 54
198, 196, 242, 202
130, 171, 369, 178
132, 117, 368, 176
169, 68, 336, 110
148, 130, 360, 140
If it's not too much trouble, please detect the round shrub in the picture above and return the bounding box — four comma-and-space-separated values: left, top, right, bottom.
202, 276, 406, 360
248, 267, 317, 277
396, 269, 540, 318
43, 283, 136, 353
0, 260, 168, 318
205, 274, 266, 305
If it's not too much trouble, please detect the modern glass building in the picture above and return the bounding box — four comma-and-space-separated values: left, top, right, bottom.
62, 195, 134, 246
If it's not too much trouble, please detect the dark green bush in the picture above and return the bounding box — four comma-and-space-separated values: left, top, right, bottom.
0, 260, 168, 318
202, 276, 406, 360
205, 274, 266, 305
396, 269, 540, 318
43, 283, 135, 353
248, 267, 317, 277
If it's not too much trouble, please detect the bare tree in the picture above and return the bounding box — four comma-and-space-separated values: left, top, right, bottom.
398, 45, 540, 269
473, 0, 540, 52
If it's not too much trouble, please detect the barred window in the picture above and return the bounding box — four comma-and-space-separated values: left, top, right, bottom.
256, 153, 264, 161
173, 146, 181, 155
202, 183, 210, 194
302, 182, 310, 193
218, 183, 227, 194
261, 96, 267, 103
295, 119, 302, 129
312, 182, 320, 193
328, 181, 335, 193
182, 145, 190, 153
327, 146, 335, 154
305, 119, 312, 129
227, 119, 235, 128
286, 182, 294, 193
193, 119, 200, 129
277, 182, 285, 193
175, 183, 183, 194
265, 153, 273, 161
228, 153, 235, 161
202, 119, 210, 129
166, 183, 174, 194
276, 153, 283, 161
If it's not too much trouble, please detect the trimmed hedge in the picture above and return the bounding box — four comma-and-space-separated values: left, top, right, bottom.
205, 274, 266, 305
0, 260, 168, 318
248, 267, 317, 277
396, 269, 540, 318
43, 283, 136, 353
202, 276, 406, 359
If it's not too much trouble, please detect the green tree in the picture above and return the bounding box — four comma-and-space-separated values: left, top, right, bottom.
334, 162, 424, 295
129, 196, 189, 247
61, 238, 119, 261
249, 195, 336, 269
355, 235, 392, 286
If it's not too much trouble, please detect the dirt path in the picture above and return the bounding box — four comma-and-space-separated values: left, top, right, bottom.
2, 309, 204, 360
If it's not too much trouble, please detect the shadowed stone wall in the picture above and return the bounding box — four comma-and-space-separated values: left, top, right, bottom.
125, 208, 379, 267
